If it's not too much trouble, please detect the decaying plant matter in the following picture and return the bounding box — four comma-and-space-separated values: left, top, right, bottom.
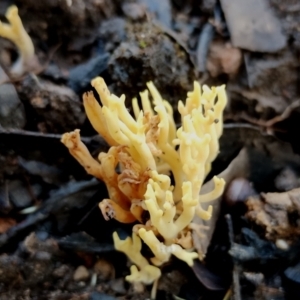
61, 77, 227, 286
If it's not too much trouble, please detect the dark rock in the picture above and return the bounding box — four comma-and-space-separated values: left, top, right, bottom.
220, 0, 286, 52
68, 53, 109, 93
109, 22, 194, 110
0, 83, 26, 129
18, 76, 85, 133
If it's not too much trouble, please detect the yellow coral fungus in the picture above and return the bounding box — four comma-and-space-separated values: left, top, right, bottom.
113, 232, 161, 284
61, 77, 227, 289
0, 5, 37, 76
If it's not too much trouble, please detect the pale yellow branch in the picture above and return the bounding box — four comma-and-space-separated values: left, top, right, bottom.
199, 176, 225, 203
0, 5, 36, 75
83, 92, 117, 146
61, 130, 103, 180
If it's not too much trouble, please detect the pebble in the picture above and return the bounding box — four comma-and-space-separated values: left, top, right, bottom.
73, 265, 90, 281
276, 239, 289, 251
225, 177, 256, 205
94, 259, 115, 280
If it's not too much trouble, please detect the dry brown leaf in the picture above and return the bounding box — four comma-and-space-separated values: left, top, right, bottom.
0, 218, 16, 234
192, 148, 250, 258
246, 187, 300, 242
207, 40, 242, 78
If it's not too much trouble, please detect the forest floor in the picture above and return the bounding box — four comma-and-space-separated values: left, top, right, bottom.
0, 0, 300, 299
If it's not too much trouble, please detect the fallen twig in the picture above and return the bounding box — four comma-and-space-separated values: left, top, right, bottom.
0, 126, 107, 146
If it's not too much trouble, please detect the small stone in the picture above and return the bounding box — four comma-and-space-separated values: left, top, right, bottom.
73, 265, 90, 281
94, 259, 115, 280
276, 239, 289, 251
18, 76, 85, 133
225, 177, 256, 206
